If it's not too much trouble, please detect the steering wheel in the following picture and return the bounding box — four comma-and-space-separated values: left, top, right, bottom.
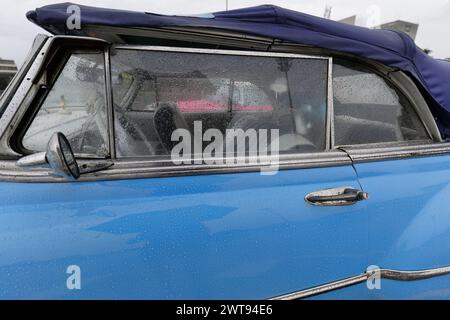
114, 104, 156, 157
229, 115, 318, 153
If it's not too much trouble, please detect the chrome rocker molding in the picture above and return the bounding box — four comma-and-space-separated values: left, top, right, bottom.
270, 265, 450, 300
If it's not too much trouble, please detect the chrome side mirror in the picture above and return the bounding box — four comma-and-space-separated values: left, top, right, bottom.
17, 132, 80, 180
46, 132, 80, 180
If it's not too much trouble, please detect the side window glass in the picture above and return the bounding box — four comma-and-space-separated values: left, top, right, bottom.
333, 62, 430, 146
112, 49, 329, 159
22, 53, 109, 157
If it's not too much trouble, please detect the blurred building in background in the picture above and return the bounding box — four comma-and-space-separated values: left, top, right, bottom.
339, 15, 357, 26
0, 59, 17, 95
338, 16, 419, 41
377, 20, 419, 40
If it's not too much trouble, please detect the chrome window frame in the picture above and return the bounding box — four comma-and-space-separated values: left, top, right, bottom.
113, 44, 331, 60
0, 36, 110, 158
19, 49, 110, 158
330, 59, 442, 150
0, 35, 48, 117
330, 63, 445, 162
0, 37, 55, 158
0, 35, 448, 182
110, 45, 335, 157
105, 47, 116, 159
327, 58, 334, 149
388, 70, 441, 142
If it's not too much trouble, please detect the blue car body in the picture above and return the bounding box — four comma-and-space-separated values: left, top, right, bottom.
0, 166, 365, 299
0, 3, 449, 300
1, 156, 449, 299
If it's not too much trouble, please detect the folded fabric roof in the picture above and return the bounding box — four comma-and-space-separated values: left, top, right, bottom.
27, 2, 450, 137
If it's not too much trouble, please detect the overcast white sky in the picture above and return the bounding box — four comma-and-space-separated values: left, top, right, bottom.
1, 0, 450, 65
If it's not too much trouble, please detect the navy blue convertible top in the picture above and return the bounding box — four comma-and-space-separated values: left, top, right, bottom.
27, 2, 450, 137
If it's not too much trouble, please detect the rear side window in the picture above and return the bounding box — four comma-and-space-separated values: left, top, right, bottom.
112, 49, 329, 159
332, 62, 430, 146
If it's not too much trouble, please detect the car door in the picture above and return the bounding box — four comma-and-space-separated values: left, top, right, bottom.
332, 61, 450, 300
0, 43, 369, 299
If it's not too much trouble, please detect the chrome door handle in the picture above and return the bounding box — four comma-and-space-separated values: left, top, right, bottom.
305, 187, 369, 206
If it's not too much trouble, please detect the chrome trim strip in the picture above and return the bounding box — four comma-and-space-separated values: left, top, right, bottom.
343, 142, 450, 162
381, 266, 450, 281
0, 151, 351, 182
270, 265, 450, 300
113, 45, 330, 60
2, 141, 450, 182
270, 274, 367, 300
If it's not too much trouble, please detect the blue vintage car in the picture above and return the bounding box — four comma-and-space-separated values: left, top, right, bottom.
0, 3, 449, 300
